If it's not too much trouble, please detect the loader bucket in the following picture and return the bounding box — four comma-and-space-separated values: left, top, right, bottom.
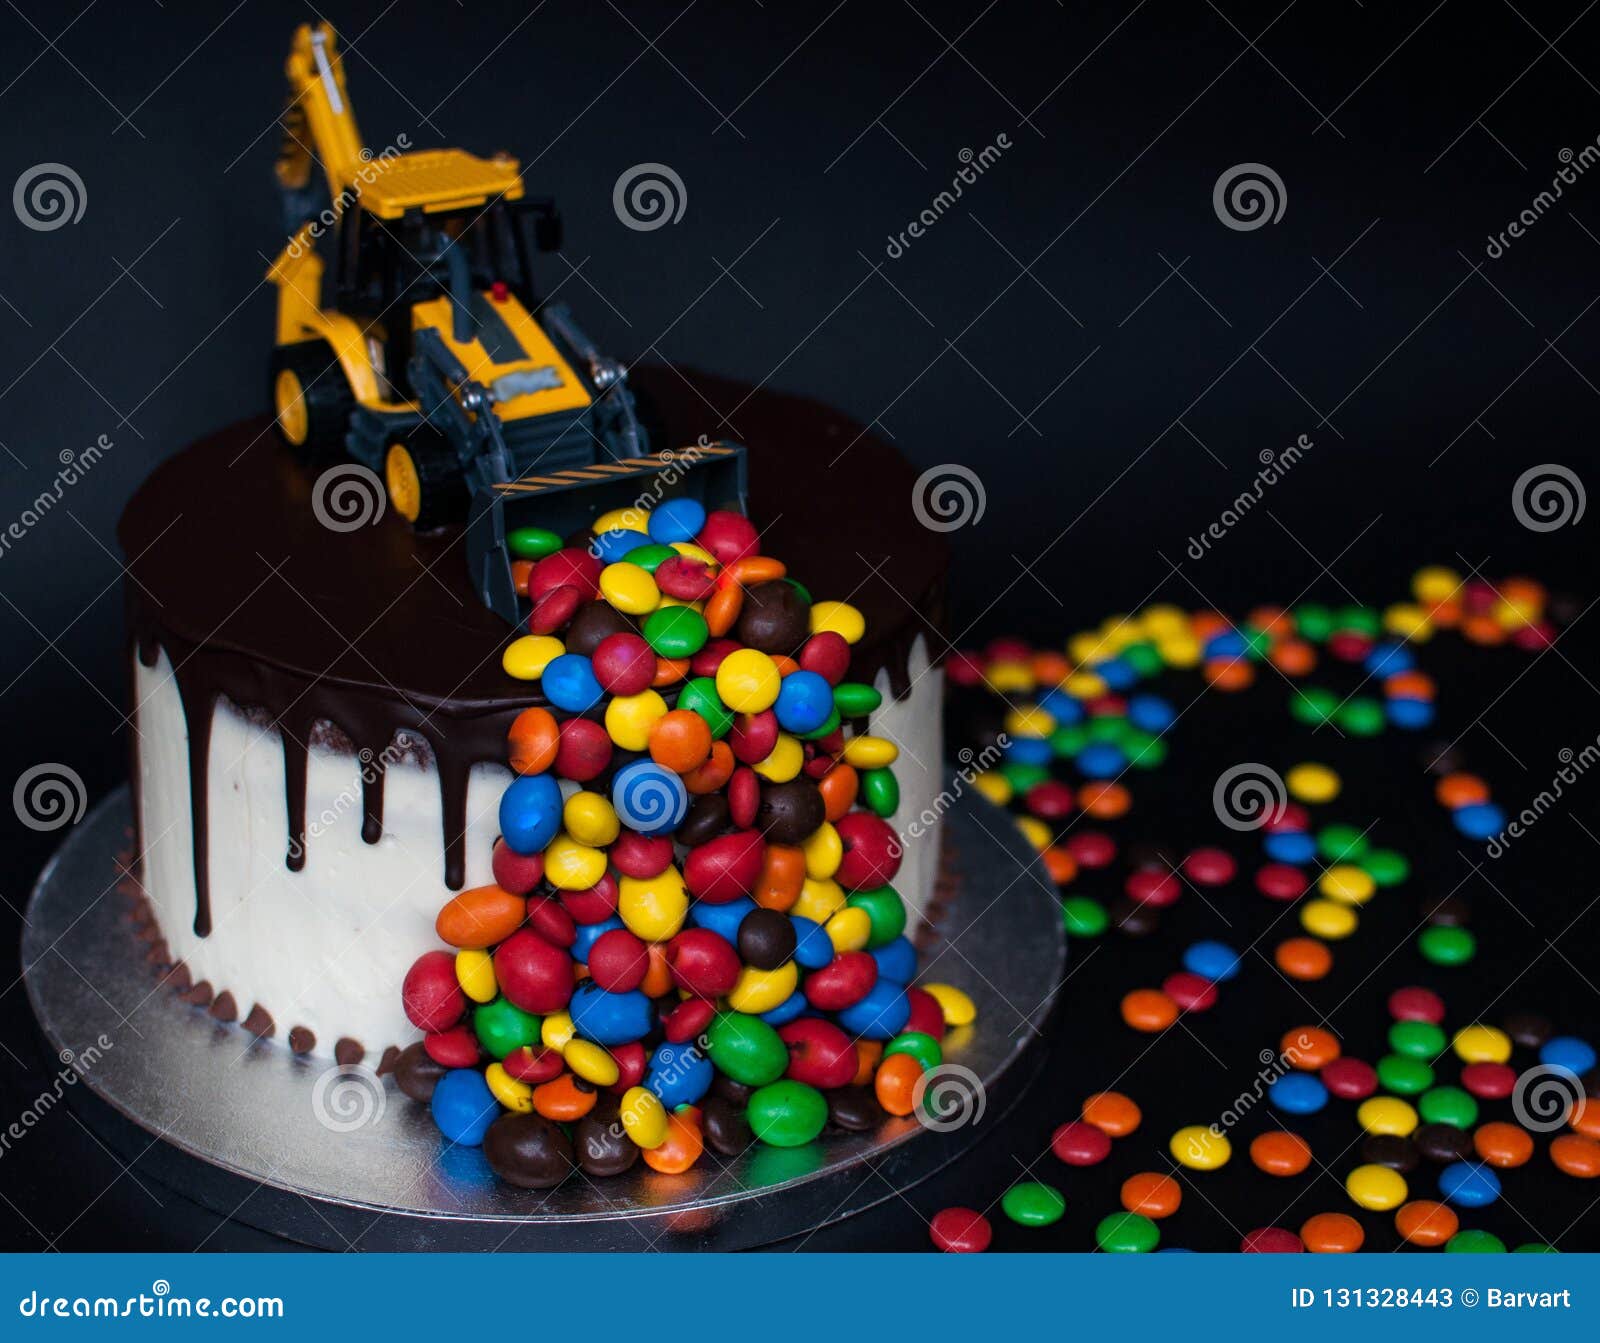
467, 441, 748, 626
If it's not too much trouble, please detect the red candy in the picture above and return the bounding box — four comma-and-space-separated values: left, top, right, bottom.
491, 839, 544, 895
1024, 781, 1075, 820
929, 1207, 992, 1253
698, 510, 760, 565
492, 929, 575, 1015
402, 951, 466, 1033
1387, 986, 1446, 1024
609, 830, 674, 880
424, 1024, 480, 1068
560, 872, 619, 925
728, 768, 760, 829
530, 583, 583, 635
555, 718, 613, 783
1182, 847, 1237, 886
1461, 1062, 1517, 1099
1327, 630, 1373, 662
502, 1045, 565, 1083
609, 1041, 647, 1092
1255, 863, 1309, 901
1065, 831, 1116, 869
592, 633, 655, 695
1262, 803, 1310, 833
691, 638, 741, 678
779, 1018, 858, 1089
1241, 1227, 1303, 1253
587, 928, 649, 992
1321, 1056, 1379, 1100
1050, 1119, 1113, 1166
683, 831, 764, 902
1162, 971, 1217, 1012
528, 548, 601, 599
1126, 869, 1181, 908
662, 997, 717, 1043
905, 986, 946, 1039
804, 951, 878, 1010
834, 812, 903, 889
665, 929, 742, 997
729, 710, 779, 766
524, 896, 576, 949
798, 631, 852, 685
654, 554, 717, 600
943, 653, 986, 687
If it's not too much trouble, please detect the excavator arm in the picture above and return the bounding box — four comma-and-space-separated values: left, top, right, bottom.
277, 22, 367, 207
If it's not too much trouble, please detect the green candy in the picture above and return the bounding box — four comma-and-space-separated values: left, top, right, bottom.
1086, 716, 1127, 744
677, 677, 733, 739
798, 706, 842, 741
1122, 643, 1163, 677
1513, 1243, 1559, 1253
506, 526, 562, 560
1317, 823, 1369, 863
747, 1080, 828, 1148
1001, 1182, 1065, 1227
1418, 1085, 1478, 1128
623, 543, 676, 574
1336, 697, 1386, 737
999, 762, 1049, 792
1388, 1020, 1447, 1060
642, 605, 709, 658
1419, 925, 1475, 965
1335, 604, 1382, 635
1049, 725, 1089, 758
1289, 686, 1339, 724
832, 682, 881, 718
883, 1031, 942, 1072
1446, 1229, 1506, 1254
1096, 1211, 1159, 1253
1061, 897, 1108, 937
1361, 848, 1410, 887
1241, 628, 1272, 660
704, 1012, 788, 1086
1376, 1053, 1433, 1094
1294, 603, 1335, 642
1124, 731, 1167, 770
860, 767, 900, 817
473, 997, 541, 1058
847, 885, 907, 948
785, 577, 812, 604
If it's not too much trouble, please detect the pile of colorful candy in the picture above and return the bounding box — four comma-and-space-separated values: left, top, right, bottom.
390, 495, 974, 1186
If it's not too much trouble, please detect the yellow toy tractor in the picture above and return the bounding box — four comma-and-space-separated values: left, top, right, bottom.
265, 23, 744, 622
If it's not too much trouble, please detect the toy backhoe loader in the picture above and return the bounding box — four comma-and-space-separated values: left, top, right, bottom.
265, 22, 745, 625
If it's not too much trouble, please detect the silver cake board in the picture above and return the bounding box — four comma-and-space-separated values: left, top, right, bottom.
22, 776, 1065, 1251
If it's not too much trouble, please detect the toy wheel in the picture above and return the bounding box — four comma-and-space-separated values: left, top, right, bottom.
385, 431, 466, 530
270, 341, 353, 462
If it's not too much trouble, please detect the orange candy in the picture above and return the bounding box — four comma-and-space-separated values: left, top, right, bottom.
1031, 651, 1070, 684
1079, 781, 1131, 819
1269, 639, 1317, 676
436, 885, 527, 949
640, 942, 674, 998
1247, 606, 1293, 638
1082, 1091, 1141, 1136
817, 764, 860, 822
510, 559, 534, 597
1301, 1212, 1364, 1253
1473, 1121, 1534, 1168
1204, 658, 1254, 691
652, 656, 690, 688
682, 740, 735, 794
507, 706, 560, 776
642, 1110, 704, 1173
754, 844, 806, 911
1462, 613, 1506, 645
874, 1052, 922, 1116
1121, 988, 1178, 1032
1550, 1134, 1600, 1178
1428, 598, 1462, 628
1042, 846, 1079, 885
1394, 1199, 1458, 1246
1569, 1096, 1600, 1140
1435, 773, 1490, 809
727, 556, 786, 586
853, 1039, 884, 1086
532, 1073, 596, 1122
1284, 1026, 1340, 1070
649, 709, 713, 773
770, 654, 799, 678
1275, 937, 1333, 981
1190, 611, 1231, 641
1120, 1171, 1182, 1218
1384, 671, 1436, 700
1250, 1131, 1313, 1177
704, 585, 743, 637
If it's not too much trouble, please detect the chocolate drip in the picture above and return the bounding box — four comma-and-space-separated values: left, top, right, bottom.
280, 710, 310, 873
360, 748, 385, 845
171, 663, 219, 938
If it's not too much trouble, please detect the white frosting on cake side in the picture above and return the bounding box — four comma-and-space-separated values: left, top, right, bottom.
866, 635, 944, 931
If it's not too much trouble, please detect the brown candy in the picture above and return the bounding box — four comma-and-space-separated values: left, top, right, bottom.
756, 779, 825, 845
736, 581, 811, 654
574, 1099, 639, 1177
1414, 1123, 1474, 1164
700, 1095, 754, 1157
1361, 1133, 1417, 1173
1503, 1011, 1553, 1048
393, 1041, 446, 1103
565, 601, 636, 657
737, 907, 796, 971
677, 793, 732, 848
827, 1085, 886, 1132
483, 1112, 576, 1189
711, 1073, 753, 1106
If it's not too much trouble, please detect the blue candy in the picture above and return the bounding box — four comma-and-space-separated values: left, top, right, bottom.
648, 497, 707, 545
499, 773, 564, 855
1453, 802, 1505, 841
1127, 694, 1175, 733
1183, 940, 1242, 983
1386, 698, 1434, 730
760, 991, 810, 1026
570, 915, 625, 963
430, 1068, 499, 1146
1540, 1036, 1597, 1076
1264, 831, 1318, 865
1091, 657, 1138, 690
835, 981, 911, 1039
1038, 689, 1085, 725
569, 981, 653, 1045
646, 1040, 713, 1107
1075, 742, 1126, 779
1204, 631, 1247, 659
790, 915, 835, 969
691, 896, 758, 944
1439, 1161, 1502, 1208
589, 527, 652, 563
871, 935, 917, 986
1365, 642, 1415, 677
1005, 737, 1053, 766
542, 653, 605, 712
612, 760, 689, 836
1269, 1072, 1329, 1115
774, 670, 834, 735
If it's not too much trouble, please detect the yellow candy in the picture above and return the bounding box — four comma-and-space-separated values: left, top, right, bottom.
1345, 1163, 1407, 1211
620, 1085, 668, 1148
809, 599, 865, 645
973, 771, 1012, 805
593, 506, 650, 535
541, 1010, 575, 1051
1286, 762, 1340, 803
454, 949, 497, 1004
1139, 605, 1190, 637
605, 688, 668, 751
824, 906, 872, 953
1300, 898, 1358, 940
1493, 596, 1537, 629
485, 1062, 533, 1112
1383, 602, 1434, 642
1016, 815, 1052, 851
563, 791, 621, 848
1452, 1024, 1512, 1064
842, 735, 898, 769
543, 834, 608, 891
1170, 1125, 1231, 1170
1318, 865, 1376, 906
1062, 671, 1107, 699
716, 648, 781, 713
670, 541, 718, 567
618, 867, 689, 941
728, 961, 798, 1014
599, 562, 661, 615
1157, 636, 1202, 669
922, 982, 976, 1027
792, 876, 846, 924
803, 822, 842, 880
1357, 1096, 1418, 1136
502, 634, 566, 681
1412, 565, 1461, 604
1004, 705, 1055, 740
984, 660, 1034, 693
563, 1039, 620, 1087
753, 733, 804, 782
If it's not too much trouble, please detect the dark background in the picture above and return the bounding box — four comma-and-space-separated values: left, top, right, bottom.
2, 0, 1598, 1250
